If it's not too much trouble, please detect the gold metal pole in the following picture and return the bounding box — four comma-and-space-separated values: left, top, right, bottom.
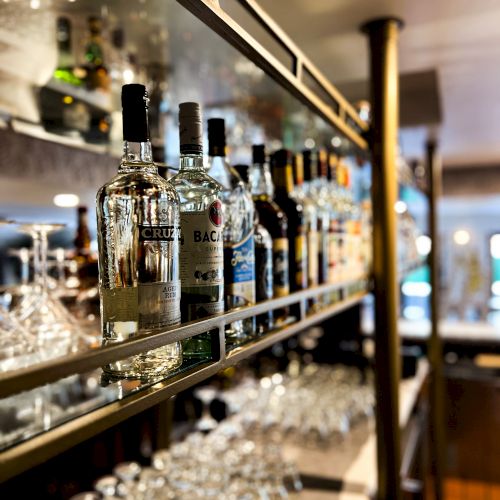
427, 140, 445, 499
361, 17, 403, 500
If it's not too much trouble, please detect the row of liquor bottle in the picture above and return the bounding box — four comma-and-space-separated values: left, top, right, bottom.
96, 85, 372, 380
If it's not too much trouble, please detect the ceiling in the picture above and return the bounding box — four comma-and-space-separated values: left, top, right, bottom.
259, 0, 500, 168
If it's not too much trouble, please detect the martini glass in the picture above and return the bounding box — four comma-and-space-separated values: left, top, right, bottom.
12, 223, 87, 357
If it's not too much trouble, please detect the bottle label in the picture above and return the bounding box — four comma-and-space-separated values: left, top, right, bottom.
187, 300, 224, 320
180, 201, 224, 287
255, 244, 273, 301
138, 225, 181, 242
101, 281, 181, 329
295, 233, 307, 289
101, 287, 138, 323
307, 230, 319, 286
138, 281, 181, 329
273, 237, 289, 297
224, 232, 256, 307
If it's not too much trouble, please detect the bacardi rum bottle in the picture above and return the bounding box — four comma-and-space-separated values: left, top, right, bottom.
169, 103, 224, 360
96, 84, 182, 379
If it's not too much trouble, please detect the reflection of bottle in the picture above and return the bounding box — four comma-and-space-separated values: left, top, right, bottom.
56, 17, 74, 72
83, 16, 110, 91
96, 84, 182, 378
250, 145, 289, 323
208, 118, 256, 346
169, 103, 224, 360
74, 206, 98, 290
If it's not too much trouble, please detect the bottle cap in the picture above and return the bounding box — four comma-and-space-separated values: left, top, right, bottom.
179, 102, 202, 155
272, 149, 292, 168
122, 84, 149, 143
252, 144, 266, 164
233, 164, 250, 184
207, 118, 226, 156
318, 149, 328, 178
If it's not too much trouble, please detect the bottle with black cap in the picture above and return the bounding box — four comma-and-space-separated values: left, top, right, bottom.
207, 118, 256, 346
169, 103, 224, 361
271, 149, 307, 299
96, 83, 182, 379
233, 164, 274, 334
250, 144, 289, 323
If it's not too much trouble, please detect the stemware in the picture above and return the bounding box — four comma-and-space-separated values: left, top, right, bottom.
11, 223, 89, 356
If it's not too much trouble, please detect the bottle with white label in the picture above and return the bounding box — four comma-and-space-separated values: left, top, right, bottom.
207, 118, 256, 347
96, 84, 182, 379
169, 103, 224, 360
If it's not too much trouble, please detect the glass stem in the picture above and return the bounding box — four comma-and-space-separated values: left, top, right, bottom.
38, 230, 49, 297
31, 233, 42, 291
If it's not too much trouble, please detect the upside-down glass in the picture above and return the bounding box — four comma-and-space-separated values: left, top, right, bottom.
12, 223, 89, 357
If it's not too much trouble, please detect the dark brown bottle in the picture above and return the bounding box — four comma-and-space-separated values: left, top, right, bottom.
74, 206, 98, 290
250, 145, 289, 323
271, 149, 307, 295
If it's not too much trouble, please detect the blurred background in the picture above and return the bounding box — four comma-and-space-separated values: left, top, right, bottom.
0, 0, 499, 499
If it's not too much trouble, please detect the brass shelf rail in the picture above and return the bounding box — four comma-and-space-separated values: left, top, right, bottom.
0, 278, 367, 399
0, 286, 367, 482
177, 0, 369, 150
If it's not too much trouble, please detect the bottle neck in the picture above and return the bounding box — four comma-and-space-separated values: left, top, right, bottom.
273, 165, 294, 196
180, 152, 205, 171
120, 140, 156, 173
250, 162, 274, 198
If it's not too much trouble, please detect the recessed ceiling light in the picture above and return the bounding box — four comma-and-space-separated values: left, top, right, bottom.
53, 193, 80, 208
453, 229, 470, 246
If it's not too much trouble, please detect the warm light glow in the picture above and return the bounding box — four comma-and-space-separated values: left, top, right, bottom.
122, 69, 135, 84
454, 229, 470, 246
331, 136, 342, 148
53, 193, 80, 208
416, 235, 432, 256
30, 0, 40, 8
304, 138, 315, 149
402, 282, 431, 297
490, 234, 500, 258
394, 200, 407, 214
62, 95, 73, 104
260, 377, 271, 389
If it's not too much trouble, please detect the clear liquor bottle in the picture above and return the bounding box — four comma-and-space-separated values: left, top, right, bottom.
96, 84, 182, 379
207, 118, 256, 346
234, 163, 274, 334
311, 150, 331, 287
327, 152, 341, 289
250, 145, 289, 323
293, 152, 319, 304
169, 103, 224, 360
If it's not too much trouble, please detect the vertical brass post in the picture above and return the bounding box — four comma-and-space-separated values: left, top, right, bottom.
427, 140, 445, 499
361, 17, 403, 500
